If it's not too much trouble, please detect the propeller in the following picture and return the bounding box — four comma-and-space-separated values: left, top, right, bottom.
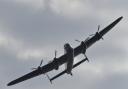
55, 50, 57, 59
46, 74, 52, 84
75, 37, 89, 43
89, 25, 100, 36
48, 50, 57, 64
40, 59, 43, 66
83, 54, 89, 62
31, 59, 43, 70
97, 25, 104, 40
98, 25, 100, 32
75, 39, 81, 43
89, 25, 104, 40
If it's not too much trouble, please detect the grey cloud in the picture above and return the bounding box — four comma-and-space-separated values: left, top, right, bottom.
89, 0, 128, 10
90, 72, 128, 89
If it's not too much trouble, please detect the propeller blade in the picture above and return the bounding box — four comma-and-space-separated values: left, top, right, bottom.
75, 39, 81, 42
101, 37, 104, 40
46, 74, 52, 84
31, 59, 43, 70
54, 50, 57, 58
48, 61, 52, 63
89, 34, 95, 36
40, 59, 43, 67
86, 57, 89, 62
98, 25, 100, 32
84, 37, 89, 42
31, 68, 37, 70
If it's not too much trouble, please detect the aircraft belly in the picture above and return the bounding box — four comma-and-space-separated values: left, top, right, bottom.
66, 52, 74, 74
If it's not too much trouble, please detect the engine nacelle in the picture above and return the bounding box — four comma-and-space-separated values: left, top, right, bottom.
53, 58, 59, 70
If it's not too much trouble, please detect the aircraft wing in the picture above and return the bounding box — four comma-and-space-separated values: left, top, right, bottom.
7, 69, 43, 86
73, 16, 123, 56
7, 62, 56, 86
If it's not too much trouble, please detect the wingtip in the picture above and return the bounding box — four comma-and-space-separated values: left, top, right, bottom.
7, 81, 14, 86
7, 83, 11, 86
115, 16, 123, 23
121, 16, 123, 18
119, 16, 123, 20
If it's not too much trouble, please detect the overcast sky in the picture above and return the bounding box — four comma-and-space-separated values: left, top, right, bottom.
0, 0, 128, 89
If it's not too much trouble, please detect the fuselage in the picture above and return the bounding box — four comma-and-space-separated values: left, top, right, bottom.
64, 43, 74, 75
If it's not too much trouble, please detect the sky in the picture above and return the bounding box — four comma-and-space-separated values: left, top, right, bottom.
0, 0, 128, 89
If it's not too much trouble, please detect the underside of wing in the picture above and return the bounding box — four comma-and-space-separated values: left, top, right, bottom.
7, 69, 42, 86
